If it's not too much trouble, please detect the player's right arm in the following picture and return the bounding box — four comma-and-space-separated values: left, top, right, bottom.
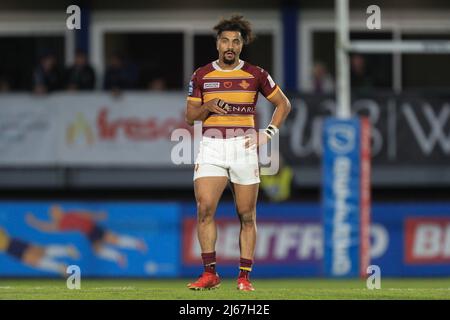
185, 98, 228, 126
184, 68, 228, 126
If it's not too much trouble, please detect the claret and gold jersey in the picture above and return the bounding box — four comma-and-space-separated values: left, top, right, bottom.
187, 60, 279, 137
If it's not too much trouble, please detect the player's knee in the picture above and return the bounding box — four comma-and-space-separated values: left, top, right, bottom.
237, 204, 256, 217
197, 200, 215, 223
238, 211, 256, 227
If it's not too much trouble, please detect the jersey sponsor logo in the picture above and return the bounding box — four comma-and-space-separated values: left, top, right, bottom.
238, 80, 250, 90
405, 217, 450, 264
267, 75, 276, 88
203, 82, 220, 89
228, 105, 255, 113
224, 81, 233, 89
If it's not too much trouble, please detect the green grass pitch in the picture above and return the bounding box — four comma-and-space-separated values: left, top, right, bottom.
1, 278, 450, 300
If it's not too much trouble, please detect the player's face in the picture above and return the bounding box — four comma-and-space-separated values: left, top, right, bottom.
217, 31, 243, 65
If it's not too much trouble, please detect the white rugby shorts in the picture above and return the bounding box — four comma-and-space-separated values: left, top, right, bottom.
193, 136, 260, 185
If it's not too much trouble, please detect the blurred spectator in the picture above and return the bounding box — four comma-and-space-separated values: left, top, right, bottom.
312, 61, 334, 94
0, 74, 10, 92
65, 50, 96, 91
141, 66, 168, 91
260, 153, 294, 202
103, 54, 138, 93
32, 52, 63, 95
350, 54, 373, 90
147, 77, 167, 91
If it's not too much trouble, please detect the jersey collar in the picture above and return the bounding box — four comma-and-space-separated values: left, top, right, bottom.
212, 59, 244, 72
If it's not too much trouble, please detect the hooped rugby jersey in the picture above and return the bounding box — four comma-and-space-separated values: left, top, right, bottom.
187, 60, 279, 137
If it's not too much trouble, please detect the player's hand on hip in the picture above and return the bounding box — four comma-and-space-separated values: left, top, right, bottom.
245, 131, 270, 149
203, 98, 230, 114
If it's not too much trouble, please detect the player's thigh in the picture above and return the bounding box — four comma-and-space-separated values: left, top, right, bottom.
231, 182, 259, 216
194, 176, 229, 215
228, 145, 260, 187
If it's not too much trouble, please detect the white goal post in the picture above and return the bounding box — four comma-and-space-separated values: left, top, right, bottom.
335, 0, 450, 119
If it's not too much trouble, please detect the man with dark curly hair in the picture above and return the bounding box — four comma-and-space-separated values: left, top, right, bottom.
185, 15, 291, 291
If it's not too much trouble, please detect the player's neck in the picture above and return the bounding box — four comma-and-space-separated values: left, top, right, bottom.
217, 59, 241, 70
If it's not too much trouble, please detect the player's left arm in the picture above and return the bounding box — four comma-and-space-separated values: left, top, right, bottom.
246, 87, 291, 148
266, 87, 291, 129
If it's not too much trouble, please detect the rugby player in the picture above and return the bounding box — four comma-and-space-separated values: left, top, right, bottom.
0, 227, 78, 276
185, 15, 291, 291
26, 204, 147, 268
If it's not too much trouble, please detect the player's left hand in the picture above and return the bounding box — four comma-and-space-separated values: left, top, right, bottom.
244, 131, 270, 149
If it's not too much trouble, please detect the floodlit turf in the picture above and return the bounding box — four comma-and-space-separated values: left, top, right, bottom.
0, 278, 449, 300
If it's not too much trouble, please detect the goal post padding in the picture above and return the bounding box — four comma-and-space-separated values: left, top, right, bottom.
322, 116, 371, 277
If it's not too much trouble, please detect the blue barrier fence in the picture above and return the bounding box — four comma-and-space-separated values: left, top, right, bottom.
0, 202, 180, 277
0, 201, 449, 277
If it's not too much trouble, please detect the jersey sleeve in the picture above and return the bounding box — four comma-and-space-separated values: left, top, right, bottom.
258, 68, 280, 100
187, 69, 202, 103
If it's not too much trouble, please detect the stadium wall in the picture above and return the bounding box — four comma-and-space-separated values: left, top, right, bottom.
1, 93, 450, 188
